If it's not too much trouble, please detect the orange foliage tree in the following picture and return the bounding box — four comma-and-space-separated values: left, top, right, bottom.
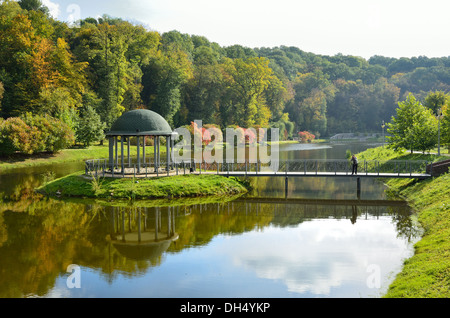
298, 131, 315, 143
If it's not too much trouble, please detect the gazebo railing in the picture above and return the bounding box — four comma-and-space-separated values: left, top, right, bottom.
85, 158, 197, 178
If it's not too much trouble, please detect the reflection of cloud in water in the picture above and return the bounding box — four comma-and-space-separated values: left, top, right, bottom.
280, 144, 333, 152
221, 218, 412, 297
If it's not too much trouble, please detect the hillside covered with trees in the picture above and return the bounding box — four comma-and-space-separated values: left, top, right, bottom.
1, 0, 450, 155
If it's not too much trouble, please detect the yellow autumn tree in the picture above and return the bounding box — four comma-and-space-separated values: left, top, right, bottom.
223, 57, 275, 127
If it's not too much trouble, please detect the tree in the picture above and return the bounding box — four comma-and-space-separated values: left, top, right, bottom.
423, 91, 450, 115
147, 44, 193, 126
0, 12, 38, 117
71, 21, 129, 129
222, 57, 275, 127
17, 0, 49, 15
298, 131, 315, 143
76, 106, 105, 147
287, 69, 334, 135
441, 105, 450, 151
0, 3, 87, 118
387, 94, 438, 153
0, 81, 3, 112
184, 46, 224, 124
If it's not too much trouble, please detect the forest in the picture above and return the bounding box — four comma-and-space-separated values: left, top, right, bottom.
1, 0, 450, 154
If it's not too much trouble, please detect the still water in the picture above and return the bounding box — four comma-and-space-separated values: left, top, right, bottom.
0, 142, 421, 298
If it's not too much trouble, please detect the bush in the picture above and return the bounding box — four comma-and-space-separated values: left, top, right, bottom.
0, 114, 74, 155
0, 117, 39, 155
22, 113, 75, 153
50, 117, 75, 152
298, 131, 315, 143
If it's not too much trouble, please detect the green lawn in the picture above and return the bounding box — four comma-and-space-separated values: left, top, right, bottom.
37, 172, 249, 200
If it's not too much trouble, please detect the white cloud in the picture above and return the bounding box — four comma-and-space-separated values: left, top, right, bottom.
42, 0, 60, 18
220, 218, 413, 296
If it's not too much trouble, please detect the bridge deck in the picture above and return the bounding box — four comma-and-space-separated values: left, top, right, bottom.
194, 171, 431, 179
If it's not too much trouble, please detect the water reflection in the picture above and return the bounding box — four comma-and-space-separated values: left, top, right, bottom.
0, 195, 420, 298
107, 206, 178, 262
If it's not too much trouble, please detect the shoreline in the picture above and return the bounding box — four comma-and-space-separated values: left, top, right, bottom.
357, 146, 450, 297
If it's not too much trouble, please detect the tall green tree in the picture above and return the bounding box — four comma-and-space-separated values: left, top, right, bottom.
183, 46, 224, 124
0, 81, 4, 112
440, 105, 450, 151
76, 105, 105, 147
17, 0, 48, 15
287, 69, 334, 135
387, 94, 438, 153
145, 44, 193, 127
71, 20, 134, 129
423, 91, 450, 115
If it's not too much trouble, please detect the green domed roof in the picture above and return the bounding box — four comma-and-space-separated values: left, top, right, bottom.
107, 109, 173, 136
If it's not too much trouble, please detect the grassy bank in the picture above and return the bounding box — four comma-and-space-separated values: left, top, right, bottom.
0, 141, 165, 171
357, 146, 450, 297
37, 172, 249, 200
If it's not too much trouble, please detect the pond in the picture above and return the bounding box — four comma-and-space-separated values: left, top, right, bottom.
0, 142, 421, 298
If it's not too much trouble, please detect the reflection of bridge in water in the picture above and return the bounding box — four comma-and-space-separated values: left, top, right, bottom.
234, 197, 409, 207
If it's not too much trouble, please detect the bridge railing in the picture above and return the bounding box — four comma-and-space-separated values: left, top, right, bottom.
259, 159, 429, 175
85, 158, 430, 177
186, 159, 429, 175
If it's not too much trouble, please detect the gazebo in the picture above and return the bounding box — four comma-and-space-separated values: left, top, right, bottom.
105, 109, 178, 176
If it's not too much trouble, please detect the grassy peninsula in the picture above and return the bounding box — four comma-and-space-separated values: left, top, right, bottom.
37, 172, 249, 200
357, 147, 450, 297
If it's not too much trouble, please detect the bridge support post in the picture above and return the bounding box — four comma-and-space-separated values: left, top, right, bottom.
357, 177, 361, 199
285, 176, 288, 199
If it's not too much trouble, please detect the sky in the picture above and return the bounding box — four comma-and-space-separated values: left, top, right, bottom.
41, 0, 450, 60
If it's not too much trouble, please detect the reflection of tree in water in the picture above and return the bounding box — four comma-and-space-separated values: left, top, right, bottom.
0, 199, 93, 297
0, 212, 7, 247
167, 202, 274, 251
388, 205, 422, 242
385, 189, 423, 242
0, 192, 420, 297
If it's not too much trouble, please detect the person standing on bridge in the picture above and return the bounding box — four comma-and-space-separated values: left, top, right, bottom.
351, 155, 358, 175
